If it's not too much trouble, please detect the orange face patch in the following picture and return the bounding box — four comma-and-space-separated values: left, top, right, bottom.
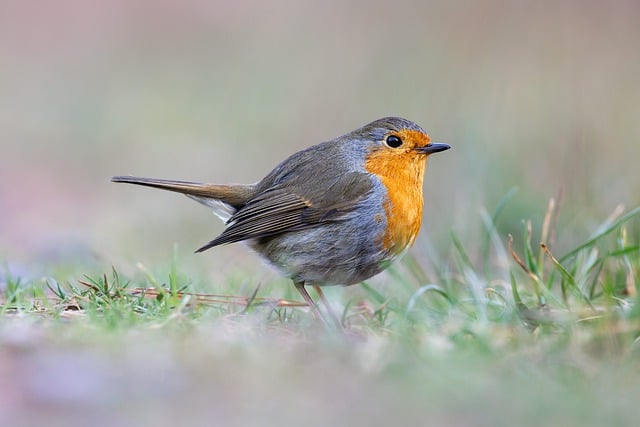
364, 129, 431, 253
396, 129, 431, 150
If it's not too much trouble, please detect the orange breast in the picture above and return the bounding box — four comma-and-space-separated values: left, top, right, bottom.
364, 145, 427, 254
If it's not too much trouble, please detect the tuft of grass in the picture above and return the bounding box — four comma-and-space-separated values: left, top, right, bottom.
2, 198, 638, 339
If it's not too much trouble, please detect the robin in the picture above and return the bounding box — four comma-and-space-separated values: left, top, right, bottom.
112, 117, 450, 326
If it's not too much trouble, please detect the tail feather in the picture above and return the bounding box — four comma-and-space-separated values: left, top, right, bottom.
111, 175, 256, 222
111, 176, 254, 207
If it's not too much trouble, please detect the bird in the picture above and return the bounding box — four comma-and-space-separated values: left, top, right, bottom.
112, 117, 450, 326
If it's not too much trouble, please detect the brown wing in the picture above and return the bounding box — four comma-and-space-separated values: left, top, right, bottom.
195, 171, 373, 252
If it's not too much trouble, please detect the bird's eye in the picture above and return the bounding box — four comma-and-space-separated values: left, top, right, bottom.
385, 135, 403, 148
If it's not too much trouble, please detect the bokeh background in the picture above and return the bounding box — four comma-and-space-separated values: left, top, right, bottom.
2, 0, 639, 281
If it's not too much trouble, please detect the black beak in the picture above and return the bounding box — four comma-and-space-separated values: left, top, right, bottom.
416, 142, 451, 154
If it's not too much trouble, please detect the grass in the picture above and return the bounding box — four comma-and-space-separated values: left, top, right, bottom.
1, 198, 640, 427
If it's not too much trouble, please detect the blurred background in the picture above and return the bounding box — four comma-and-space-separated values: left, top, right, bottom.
1, 0, 639, 283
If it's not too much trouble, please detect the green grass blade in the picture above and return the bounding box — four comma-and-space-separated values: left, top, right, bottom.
451, 230, 474, 271
542, 244, 594, 309
482, 187, 518, 278
405, 284, 452, 316
559, 206, 640, 262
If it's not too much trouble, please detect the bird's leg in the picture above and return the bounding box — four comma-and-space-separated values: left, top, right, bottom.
293, 282, 342, 329
313, 285, 343, 329
294, 281, 325, 322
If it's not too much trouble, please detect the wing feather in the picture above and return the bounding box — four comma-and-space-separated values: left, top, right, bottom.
196, 172, 374, 252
